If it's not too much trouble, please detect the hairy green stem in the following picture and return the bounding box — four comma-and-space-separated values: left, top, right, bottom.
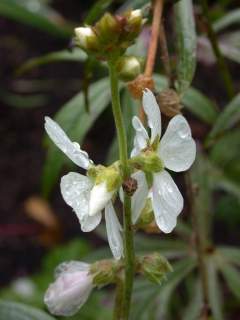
108, 61, 135, 320
200, 0, 234, 99
185, 172, 210, 319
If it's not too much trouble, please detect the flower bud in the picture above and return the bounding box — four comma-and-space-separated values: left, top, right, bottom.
75, 27, 99, 51
156, 88, 182, 117
124, 9, 143, 40
116, 56, 142, 82
44, 261, 93, 316
91, 259, 119, 287
95, 13, 120, 44
139, 253, 172, 284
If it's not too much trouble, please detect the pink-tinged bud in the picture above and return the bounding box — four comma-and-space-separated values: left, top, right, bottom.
44, 261, 93, 316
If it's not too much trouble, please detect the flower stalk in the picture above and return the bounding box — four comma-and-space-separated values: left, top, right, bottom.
108, 61, 135, 320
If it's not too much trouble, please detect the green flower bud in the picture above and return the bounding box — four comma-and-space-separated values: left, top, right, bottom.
116, 56, 142, 82
139, 253, 172, 284
74, 27, 99, 51
123, 9, 143, 40
95, 13, 120, 44
130, 150, 164, 173
91, 260, 119, 287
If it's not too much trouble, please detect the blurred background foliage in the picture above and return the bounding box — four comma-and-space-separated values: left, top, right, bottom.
0, 0, 240, 319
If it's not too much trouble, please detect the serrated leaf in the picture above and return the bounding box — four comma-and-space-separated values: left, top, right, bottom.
42, 78, 111, 196
174, 0, 197, 94
18, 49, 87, 75
0, 0, 71, 38
213, 9, 240, 32
0, 300, 55, 320
208, 93, 240, 140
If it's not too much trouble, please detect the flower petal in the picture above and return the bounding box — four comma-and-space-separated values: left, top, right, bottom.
89, 182, 114, 216
131, 116, 149, 157
159, 115, 196, 172
105, 202, 123, 260
44, 261, 93, 316
131, 171, 149, 224
142, 89, 161, 143
80, 213, 102, 232
45, 116, 91, 169
152, 170, 183, 233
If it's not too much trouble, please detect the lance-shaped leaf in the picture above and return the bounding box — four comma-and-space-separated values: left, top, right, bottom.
0, 300, 56, 320
0, 0, 71, 38
208, 93, 240, 140
213, 9, 240, 32
174, 0, 197, 95
17, 49, 87, 75
219, 262, 240, 300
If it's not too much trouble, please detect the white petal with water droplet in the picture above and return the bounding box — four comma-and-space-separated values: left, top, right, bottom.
131, 116, 149, 157
45, 117, 91, 169
131, 171, 149, 224
152, 170, 183, 233
105, 202, 123, 260
142, 89, 161, 143
159, 115, 196, 172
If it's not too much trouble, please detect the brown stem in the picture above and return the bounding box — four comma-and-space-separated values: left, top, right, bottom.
145, 0, 164, 77
139, 0, 164, 121
158, 22, 174, 88
185, 172, 210, 320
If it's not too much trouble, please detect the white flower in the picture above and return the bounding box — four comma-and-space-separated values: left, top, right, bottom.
44, 261, 93, 316
44, 117, 123, 260
131, 89, 196, 233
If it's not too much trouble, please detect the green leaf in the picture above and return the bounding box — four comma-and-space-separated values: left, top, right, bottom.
154, 74, 218, 124
182, 87, 218, 124
182, 279, 202, 320
84, 0, 113, 24
219, 263, 240, 300
0, 89, 48, 108
213, 9, 240, 32
131, 258, 196, 319
42, 78, 111, 196
0, 0, 71, 38
0, 300, 55, 320
207, 258, 224, 320
17, 49, 87, 75
174, 0, 197, 95
208, 93, 240, 140
218, 246, 240, 266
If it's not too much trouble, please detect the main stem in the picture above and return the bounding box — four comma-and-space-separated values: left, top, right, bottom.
108, 61, 135, 320
185, 172, 210, 319
200, 0, 234, 99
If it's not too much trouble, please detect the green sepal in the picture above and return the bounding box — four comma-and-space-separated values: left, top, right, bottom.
129, 150, 164, 173
139, 253, 172, 285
